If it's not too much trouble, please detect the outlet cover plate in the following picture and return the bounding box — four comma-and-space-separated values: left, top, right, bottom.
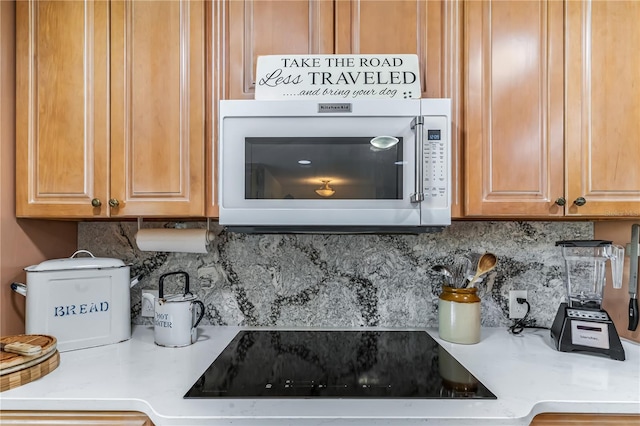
509, 290, 528, 319
141, 289, 158, 317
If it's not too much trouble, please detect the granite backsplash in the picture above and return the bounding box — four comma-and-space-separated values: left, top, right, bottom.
78, 221, 593, 328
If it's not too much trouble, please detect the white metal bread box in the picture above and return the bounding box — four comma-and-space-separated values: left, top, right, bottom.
11, 250, 132, 352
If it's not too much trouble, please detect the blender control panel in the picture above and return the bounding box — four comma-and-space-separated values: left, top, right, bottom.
566, 309, 609, 322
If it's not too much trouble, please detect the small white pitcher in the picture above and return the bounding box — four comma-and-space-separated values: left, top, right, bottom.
142, 271, 205, 347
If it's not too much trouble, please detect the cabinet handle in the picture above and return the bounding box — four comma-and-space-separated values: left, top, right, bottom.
554, 197, 566, 206
91, 198, 102, 207
108, 198, 120, 208
574, 197, 587, 206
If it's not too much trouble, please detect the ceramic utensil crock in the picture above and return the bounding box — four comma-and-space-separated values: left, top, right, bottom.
438, 286, 481, 344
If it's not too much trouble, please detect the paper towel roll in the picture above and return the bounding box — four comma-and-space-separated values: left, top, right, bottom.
135, 229, 213, 254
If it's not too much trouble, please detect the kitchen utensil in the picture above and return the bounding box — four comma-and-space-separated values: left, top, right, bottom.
10, 250, 134, 352
628, 224, 639, 331
466, 253, 497, 288
432, 265, 452, 277
551, 240, 625, 361
432, 265, 453, 286
0, 335, 57, 373
450, 255, 475, 289
142, 271, 205, 348
450, 259, 467, 288
437, 255, 487, 290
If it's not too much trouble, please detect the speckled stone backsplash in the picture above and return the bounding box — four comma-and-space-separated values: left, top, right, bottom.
78, 221, 593, 328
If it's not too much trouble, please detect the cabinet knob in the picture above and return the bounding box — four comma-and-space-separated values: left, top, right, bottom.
554, 197, 566, 206
108, 198, 120, 208
574, 197, 587, 206
91, 198, 102, 207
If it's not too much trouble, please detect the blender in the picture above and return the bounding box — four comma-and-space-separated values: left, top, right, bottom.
551, 240, 625, 361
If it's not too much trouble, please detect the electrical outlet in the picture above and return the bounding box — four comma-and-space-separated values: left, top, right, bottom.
141, 289, 158, 317
509, 290, 528, 319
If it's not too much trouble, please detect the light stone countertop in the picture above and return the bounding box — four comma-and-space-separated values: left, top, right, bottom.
1, 325, 639, 426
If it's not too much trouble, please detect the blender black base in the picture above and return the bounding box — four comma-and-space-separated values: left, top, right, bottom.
551, 303, 625, 361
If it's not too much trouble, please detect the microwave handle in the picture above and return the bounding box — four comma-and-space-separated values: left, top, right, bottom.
410, 116, 424, 203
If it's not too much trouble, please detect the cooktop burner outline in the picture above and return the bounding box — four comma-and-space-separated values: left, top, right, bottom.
184, 330, 496, 399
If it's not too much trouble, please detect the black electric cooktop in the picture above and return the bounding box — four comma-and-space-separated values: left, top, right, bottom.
184, 330, 496, 399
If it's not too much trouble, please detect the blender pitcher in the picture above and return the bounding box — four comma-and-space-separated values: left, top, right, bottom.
556, 240, 624, 309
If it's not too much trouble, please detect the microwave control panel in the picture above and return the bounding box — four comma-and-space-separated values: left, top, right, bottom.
422, 117, 449, 207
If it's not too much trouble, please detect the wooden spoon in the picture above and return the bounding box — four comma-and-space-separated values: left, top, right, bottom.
466, 253, 497, 288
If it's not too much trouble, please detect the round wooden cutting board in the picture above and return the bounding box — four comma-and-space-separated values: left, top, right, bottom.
0, 350, 59, 392
0, 334, 57, 373
0, 335, 59, 392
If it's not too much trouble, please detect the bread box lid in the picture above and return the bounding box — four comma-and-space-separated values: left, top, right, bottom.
25, 250, 127, 272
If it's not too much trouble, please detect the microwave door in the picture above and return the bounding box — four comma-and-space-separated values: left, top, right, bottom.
220, 115, 422, 228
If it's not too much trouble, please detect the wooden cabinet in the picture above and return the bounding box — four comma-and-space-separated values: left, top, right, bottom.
564, 0, 640, 217
464, 0, 640, 218
463, 0, 564, 217
530, 413, 640, 425
222, 0, 459, 103
18, 0, 638, 220
224, 0, 453, 99
224, 0, 334, 100
16, 0, 109, 218
16, 0, 205, 219
334, 0, 448, 99
0, 411, 154, 425
109, 0, 205, 218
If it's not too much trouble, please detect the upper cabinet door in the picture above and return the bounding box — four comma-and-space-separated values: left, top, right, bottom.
16, 0, 110, 218
334, 0, 446, 99
463, 0, 564, 217
226, 0, 334, 99
110, 0, 205, 217
565, 0, 640, 217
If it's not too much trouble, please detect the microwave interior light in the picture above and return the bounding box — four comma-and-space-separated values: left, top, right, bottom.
297, 159, 312, 165
314, 180, 336, 198
370, 135, 399, 149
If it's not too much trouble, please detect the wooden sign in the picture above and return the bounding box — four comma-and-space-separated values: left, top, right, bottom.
255, 54, 421, 100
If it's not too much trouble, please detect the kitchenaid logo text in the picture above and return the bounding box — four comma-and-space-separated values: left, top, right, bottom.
54, 301, 109, 317
254, 54, 421, 100
318, 103, 352, 113
154, 312, 172, 328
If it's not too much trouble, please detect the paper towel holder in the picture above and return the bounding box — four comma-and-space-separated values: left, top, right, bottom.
135, 218, 215, 254
136, 217, 213, 233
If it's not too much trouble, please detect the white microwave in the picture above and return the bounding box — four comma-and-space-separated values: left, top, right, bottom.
218, 98, 451, 233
